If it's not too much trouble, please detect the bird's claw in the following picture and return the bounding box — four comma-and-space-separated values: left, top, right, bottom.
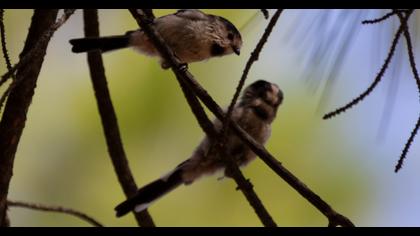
179, 63, 188, 72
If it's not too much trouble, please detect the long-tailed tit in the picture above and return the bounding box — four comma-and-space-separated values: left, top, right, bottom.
115, 80, 283, 217
69, 9, 243, 69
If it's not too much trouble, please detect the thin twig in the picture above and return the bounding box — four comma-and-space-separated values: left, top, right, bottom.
130, 9, 354, 227
394, 10, 420, 172
221, 9, 283, 148
395, 114, 420, 172
130, 9, 277, 227
7, 200, 103, 227
0, 9, 75, 83
261, 9, 269, 19
82, 9, 155, 227
396, 10, 420, 98
361, 9, 408, 24
0, 9, 13, 75
323, 10, 413, 120
0, 9, 14, 114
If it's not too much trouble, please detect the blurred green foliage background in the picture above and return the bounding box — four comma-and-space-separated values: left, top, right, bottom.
1, 9, 419, 227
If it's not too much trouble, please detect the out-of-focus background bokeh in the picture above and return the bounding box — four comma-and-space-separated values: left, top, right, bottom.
1, 9, 420, 226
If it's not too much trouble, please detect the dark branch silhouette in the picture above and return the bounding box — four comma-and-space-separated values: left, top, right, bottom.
0, 10, 10, 70
82, 9, 155, 227
396, 10, 420, 96
0, 9, 75, 85
323, 10, 414, 120
129, 9, 354, 227
7, 200, 103, 227
394, 10, 420, 172
395, 115, 420, 172
177, 75, 218, 139
261, 9, 269, 19
0, 9, 59, 227
322, 9, 420, 172
361, 10, 409, 24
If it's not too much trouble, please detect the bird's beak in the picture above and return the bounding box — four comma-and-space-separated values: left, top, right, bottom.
232, 46, 240, 55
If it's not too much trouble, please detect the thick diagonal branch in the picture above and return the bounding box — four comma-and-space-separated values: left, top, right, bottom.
82, 9, 155, 227
0, 9, 59, 227
129, 9, 354, 227
177, 74, 277, 226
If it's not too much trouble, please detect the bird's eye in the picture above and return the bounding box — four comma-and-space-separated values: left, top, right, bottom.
227, 32, 234, 40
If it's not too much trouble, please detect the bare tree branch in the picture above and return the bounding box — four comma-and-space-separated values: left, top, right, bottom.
261, 9, 269, 19
361, 9, 409, 24
397, 12, 420, 94
129, 9, 354, 227
7, 200, 103, 227
395, 114, 420, 172
129, 9, 277, 227
323, 10, 414, 120
394, 10, 420, 172
223, 9, 282, 131
0, 9, 15, 114
0, 9, 59, 227
0, 9, 75, 85
82, 9, 155, 227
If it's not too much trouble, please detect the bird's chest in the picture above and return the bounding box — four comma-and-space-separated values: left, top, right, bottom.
162, 22, 214, 63
225, 110, 271, 166
237, 111, 271, 144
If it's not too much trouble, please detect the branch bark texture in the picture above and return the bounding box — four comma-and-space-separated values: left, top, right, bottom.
82, 9, 155, 227
0, 9, 59, 227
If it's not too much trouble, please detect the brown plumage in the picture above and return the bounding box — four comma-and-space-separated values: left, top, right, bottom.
69, 9, 242, 69
115, 80, 283, 217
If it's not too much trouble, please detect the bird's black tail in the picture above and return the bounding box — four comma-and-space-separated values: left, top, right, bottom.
114, 167, 184, 217
69, 35, 130, 53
